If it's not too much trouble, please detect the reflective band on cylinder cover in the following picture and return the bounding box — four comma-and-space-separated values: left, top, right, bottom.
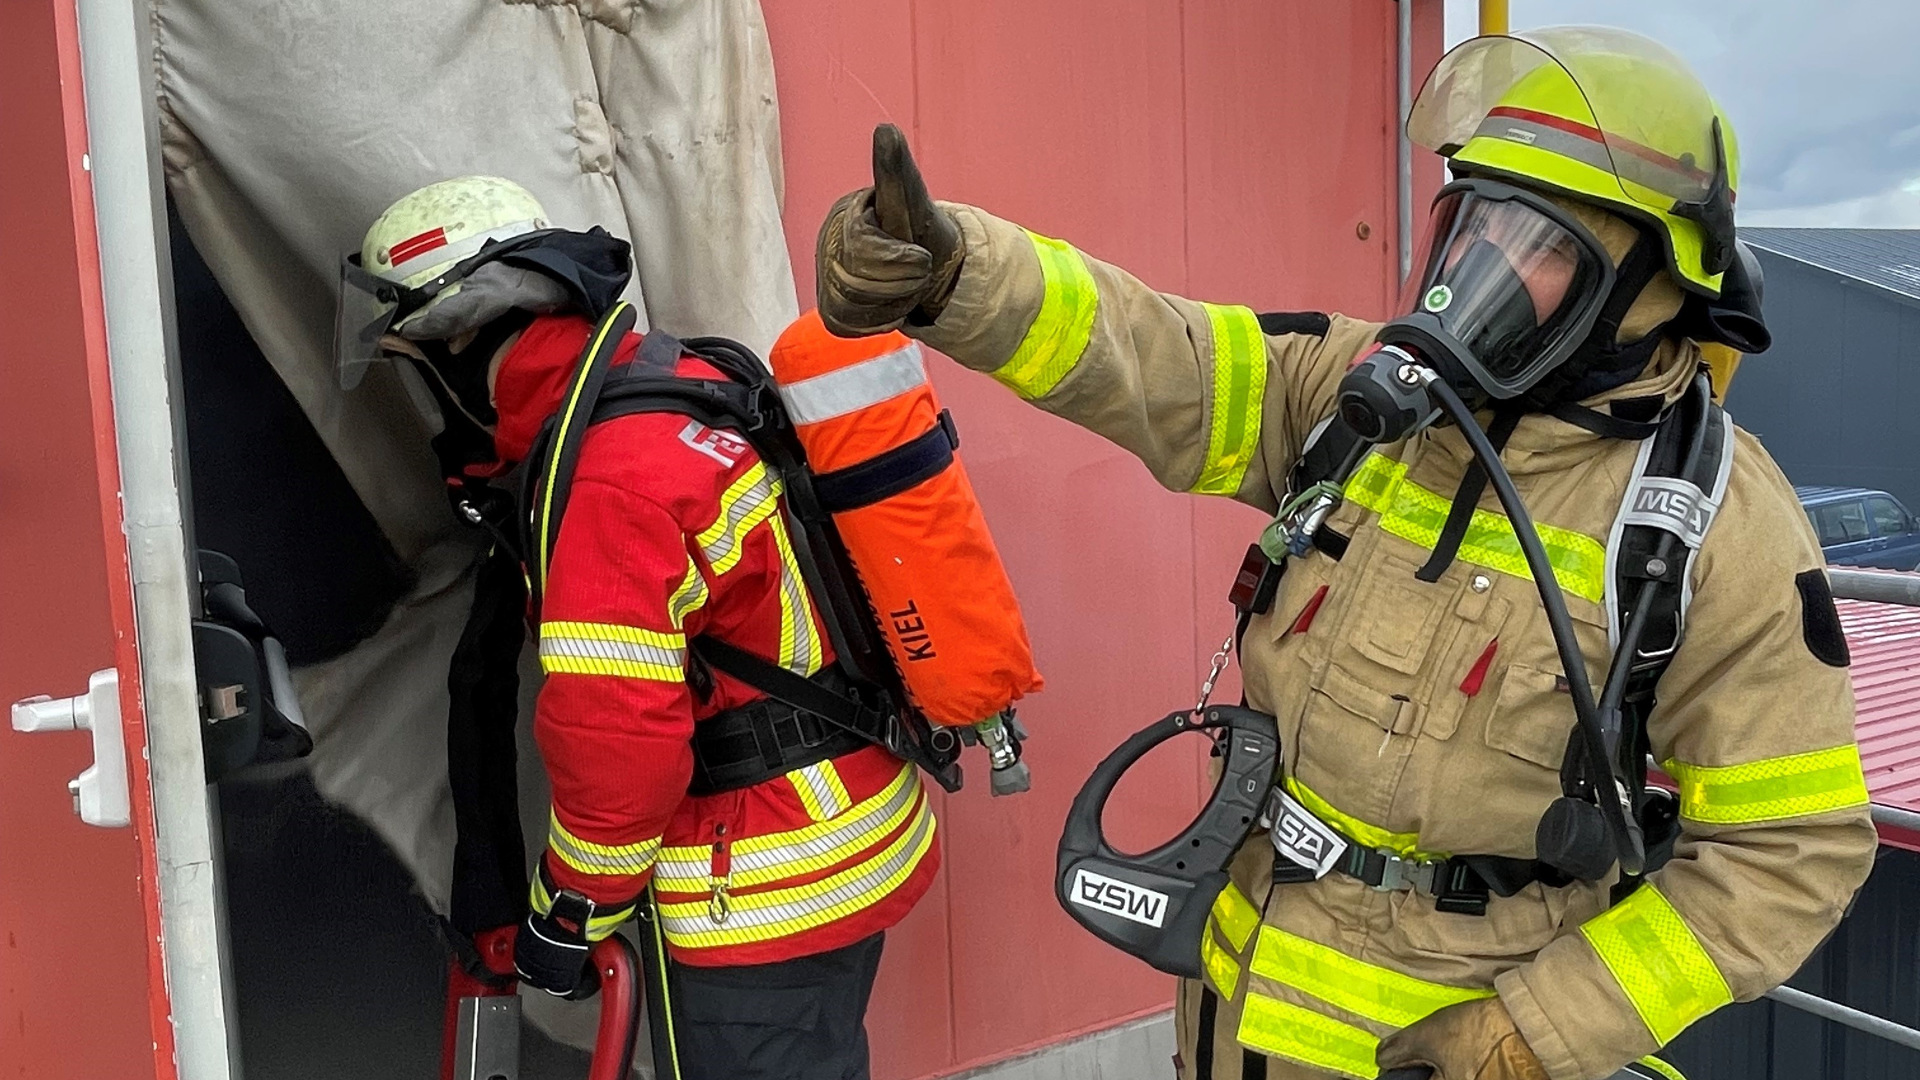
1580, 883, 1732, 1045
1192, 304, 1269, 495
1238, 993, 1382, 1079
992, 232, 1098, 399
778, 341, 928, 424
1663, 745, 1869, 825
1345, 452, 1607, 603
1250, 925, 1494, 1030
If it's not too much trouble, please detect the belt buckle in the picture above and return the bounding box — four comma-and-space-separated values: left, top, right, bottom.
1372, 852, 1438, 895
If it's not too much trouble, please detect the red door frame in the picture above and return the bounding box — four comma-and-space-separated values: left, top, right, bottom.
0, 2, 178, 1077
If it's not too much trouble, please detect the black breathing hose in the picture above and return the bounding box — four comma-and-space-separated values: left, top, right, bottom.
1417, 372, 1641, 872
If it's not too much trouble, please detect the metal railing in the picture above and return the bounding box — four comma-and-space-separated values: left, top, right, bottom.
1749, 568, 1920, 1054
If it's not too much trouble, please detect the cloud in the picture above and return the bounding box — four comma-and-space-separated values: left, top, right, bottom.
1440, 0, 1920, 227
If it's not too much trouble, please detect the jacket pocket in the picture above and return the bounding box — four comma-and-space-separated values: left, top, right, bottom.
1483, 662, 1578, 769
1317, 659, 1419, 736
1341, 552, 1451, 677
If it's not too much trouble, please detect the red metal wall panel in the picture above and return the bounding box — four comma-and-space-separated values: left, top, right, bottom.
0, 3, 167, 1078
764, 3, 1440, 1075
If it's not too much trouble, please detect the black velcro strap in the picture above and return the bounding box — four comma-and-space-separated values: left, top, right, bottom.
1797, 569, 1851, 668
812, 411, 958, 513
1256, 311, 1331, 338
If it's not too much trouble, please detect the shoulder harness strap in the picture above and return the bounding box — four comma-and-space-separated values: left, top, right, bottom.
1603, 374, 1734, 687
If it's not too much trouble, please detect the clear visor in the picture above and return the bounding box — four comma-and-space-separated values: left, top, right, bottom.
1407, 27, 1722, 212
1404, 184, 1609, 386
334, 257, 404, 390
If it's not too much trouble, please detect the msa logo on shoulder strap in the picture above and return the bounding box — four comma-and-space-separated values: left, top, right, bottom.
1068, 868, 1170, 928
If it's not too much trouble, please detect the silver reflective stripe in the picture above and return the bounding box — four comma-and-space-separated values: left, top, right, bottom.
539, 635, 686, 671
653, 768, 922, 886
1473, 114, 1704, 204
659, 806, 935, 936
779, 342, 927, 424
1619, 476, 1718, 549
700, 468, 779, 570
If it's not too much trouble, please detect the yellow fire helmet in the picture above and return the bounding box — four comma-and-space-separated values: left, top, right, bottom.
1408, 26, 1739, 298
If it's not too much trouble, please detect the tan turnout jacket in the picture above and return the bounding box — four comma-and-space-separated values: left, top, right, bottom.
910, 205, 1879, 1080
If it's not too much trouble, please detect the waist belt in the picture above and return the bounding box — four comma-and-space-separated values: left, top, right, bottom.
1265, 788, 1569, 917
687, 665, 889, 797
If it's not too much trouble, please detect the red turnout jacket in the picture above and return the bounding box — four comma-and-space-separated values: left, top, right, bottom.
492, 315, 939, 967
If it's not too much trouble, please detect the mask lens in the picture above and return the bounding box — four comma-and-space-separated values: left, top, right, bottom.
1410, 189, 1605, 386
335, 257, 401, 389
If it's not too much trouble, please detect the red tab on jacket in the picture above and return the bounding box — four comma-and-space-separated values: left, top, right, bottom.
1288, 585, 1330, 636
1460, 639, 1498, 697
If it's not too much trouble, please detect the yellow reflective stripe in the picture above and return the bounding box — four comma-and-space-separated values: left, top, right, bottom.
1635, 1057, 1688, 1080
1581, 884, 1732, 1045
538, 303, 632, 591
667, 558, 709, 629
696, 462, 782, 575
658, 792, 936, 949
1250, 924, 1493, 1029
1285, 776, 1436, 861
991, 232, 1098, 399
656, 764, 923, 890
768, 512, 824, 676
1192, 304, 1269, 496
1202, 930, 1243, 998
547, 812, 663, 878
529, 873, 637, 942
1663, 745, 1869, 825
539, 621, 686, 681
788, 761, 852, 822
1210, 881, 1261, 952
1237, 993, 1381, 1079
1344, 452, 1607, 604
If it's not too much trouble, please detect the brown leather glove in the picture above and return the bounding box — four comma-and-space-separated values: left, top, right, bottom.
1375, 997, 1550, 1080
815, 123, 964, 337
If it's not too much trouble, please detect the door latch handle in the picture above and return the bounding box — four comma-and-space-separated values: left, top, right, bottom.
10, 668, 129, 827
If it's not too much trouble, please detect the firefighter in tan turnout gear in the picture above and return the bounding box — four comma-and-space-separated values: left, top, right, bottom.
814, 26, 1878, 1080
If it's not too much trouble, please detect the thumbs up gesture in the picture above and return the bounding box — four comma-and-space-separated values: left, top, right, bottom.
816, 124, 965, 336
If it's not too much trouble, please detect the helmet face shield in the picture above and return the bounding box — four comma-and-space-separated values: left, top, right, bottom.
1407, 26, 1737, 293
334, 255, 404, 390
1387, 179, 1613, 399
332, 229, 565, 389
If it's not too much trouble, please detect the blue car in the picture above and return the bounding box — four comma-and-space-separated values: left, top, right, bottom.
1796, 486, 1920, 570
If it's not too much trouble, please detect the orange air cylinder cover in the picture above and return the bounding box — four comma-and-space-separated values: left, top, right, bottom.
769, 310, 1043, 727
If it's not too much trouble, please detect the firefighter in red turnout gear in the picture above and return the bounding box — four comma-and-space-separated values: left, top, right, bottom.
338, 177, 938, 1080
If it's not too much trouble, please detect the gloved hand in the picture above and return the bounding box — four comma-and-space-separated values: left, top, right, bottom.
1375, 997, 1550, 1080
815, 123, 965, 337
513, 900, 595, 999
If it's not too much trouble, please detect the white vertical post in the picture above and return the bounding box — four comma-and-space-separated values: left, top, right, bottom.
1396, 0, 1415, 284
74, 0, 239, 1075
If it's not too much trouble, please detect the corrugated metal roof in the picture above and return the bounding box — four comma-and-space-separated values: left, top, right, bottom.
1837, 597, 1920, 850
1742, 227, 1920, 303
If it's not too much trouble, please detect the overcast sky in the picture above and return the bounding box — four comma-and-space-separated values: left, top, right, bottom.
1442, 0, 1920, 227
